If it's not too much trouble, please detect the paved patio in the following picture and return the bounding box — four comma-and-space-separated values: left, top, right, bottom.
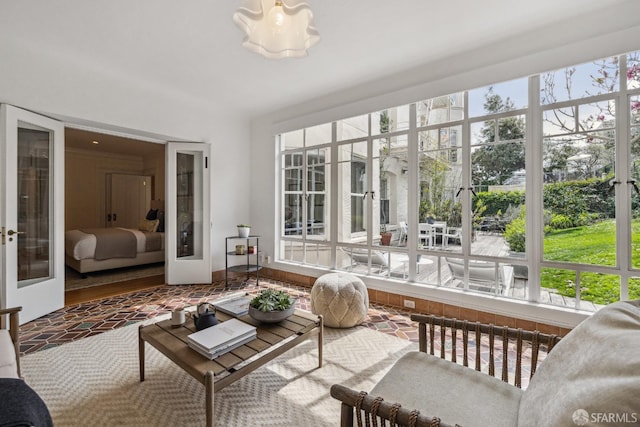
337, 232, 603, 312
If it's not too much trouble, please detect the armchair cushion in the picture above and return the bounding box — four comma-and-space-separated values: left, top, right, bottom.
0, 330, 18, 379
370, 351, 523, 427
518, 300, 640, 426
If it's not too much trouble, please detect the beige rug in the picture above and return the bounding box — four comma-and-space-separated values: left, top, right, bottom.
21, 317, 414, 426
65, 263, 165, 291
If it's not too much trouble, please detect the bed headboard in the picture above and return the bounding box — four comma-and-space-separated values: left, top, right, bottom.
150, 199, 164, 211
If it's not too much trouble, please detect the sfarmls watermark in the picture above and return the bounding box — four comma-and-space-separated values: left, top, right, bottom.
573, 409, 638, 425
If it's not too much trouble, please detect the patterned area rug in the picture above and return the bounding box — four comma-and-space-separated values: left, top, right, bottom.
65, 263, 165, 291
21, 317, 414, 426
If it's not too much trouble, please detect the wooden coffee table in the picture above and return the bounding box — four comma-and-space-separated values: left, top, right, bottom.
139, 309, 323, 427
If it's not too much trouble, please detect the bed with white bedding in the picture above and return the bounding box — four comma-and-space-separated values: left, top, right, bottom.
65, 227, 165, 274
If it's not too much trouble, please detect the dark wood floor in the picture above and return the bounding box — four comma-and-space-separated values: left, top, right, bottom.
64, 274, 166, 306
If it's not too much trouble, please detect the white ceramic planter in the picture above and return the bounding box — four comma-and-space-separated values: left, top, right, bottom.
237, 226, 250, 238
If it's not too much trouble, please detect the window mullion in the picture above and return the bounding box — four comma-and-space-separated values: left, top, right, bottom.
618, 54, 631, 300
528, 74, 542, 303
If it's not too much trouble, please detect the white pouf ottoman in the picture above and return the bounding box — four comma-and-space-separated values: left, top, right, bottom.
310, 273, 369, 328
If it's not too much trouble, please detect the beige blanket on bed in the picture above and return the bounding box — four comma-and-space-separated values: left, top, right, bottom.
80, 228, 137, 260
144, 232, 162, 252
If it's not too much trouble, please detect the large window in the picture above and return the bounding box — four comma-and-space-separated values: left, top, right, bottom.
279, 127, 331, 267
277, 50, 640, 312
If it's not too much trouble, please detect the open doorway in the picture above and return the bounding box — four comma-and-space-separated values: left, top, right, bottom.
64, 127, 166, 291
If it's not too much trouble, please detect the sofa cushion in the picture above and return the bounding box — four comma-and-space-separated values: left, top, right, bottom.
518, 300, 640, 427
0, 330, 18, 379
371, 351, 523, 427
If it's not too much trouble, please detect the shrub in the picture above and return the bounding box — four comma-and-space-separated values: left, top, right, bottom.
549, 214, 573, 230
504, 207, 526, 252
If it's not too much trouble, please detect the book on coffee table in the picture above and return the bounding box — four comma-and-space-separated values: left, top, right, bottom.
187, 318, 256, 359
213, 295, 251, 317
188, 334, 256, 360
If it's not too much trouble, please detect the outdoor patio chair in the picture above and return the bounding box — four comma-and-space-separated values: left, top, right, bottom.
445, 257, 514, 295
442, 226, 461, 247
342, 247, 390, 274
398, 221, 408, 245
418, 223, 434, 248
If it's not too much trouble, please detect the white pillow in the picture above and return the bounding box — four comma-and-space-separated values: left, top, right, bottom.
518, 300, 640, 427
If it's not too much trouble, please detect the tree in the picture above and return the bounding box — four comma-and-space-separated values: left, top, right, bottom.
471, 89, 526, 187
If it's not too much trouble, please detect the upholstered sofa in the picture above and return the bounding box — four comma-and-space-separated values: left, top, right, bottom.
331, 300, 640, 427
0, 306, 53, 427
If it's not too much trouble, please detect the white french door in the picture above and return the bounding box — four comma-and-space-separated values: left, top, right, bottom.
0, 105, 65, 324
166, 142, 211, 284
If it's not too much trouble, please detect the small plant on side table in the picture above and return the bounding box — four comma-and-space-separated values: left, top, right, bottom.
237, 224, 251, 238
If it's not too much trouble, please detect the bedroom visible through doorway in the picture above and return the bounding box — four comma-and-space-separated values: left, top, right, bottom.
64, 128, 166, 291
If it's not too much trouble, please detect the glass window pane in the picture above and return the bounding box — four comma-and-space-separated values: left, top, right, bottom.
541, 56, 619, 105
543, 107, 577, 136
305, 123, 332, 146
419, 128, 463, 253
541, 268, 615, 310
471, 106, 526, 260
176, 151, 203, 260
17, 125, 52, 283
416, 92, 465, 127
283, 151, 304, 237
578, 101, 615, 133
304, 243, 331, 267
627, 50, 640, 90
372, 105, 410, 135
307, 147, 329, 240
630, 95, 640, 269
542, 133, 615, 266
374, 134, 408, 248
469, 78, 528, 117
337, 114, 368, 140
470, 120, 494, 145
281, 129, 303, 150
338, 141, 368, 243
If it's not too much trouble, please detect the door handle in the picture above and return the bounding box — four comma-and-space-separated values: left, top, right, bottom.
1, 227, 25, 244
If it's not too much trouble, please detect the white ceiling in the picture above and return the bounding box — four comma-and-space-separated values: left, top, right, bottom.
0, 0, 635, 124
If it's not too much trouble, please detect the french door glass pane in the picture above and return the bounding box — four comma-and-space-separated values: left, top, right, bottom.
176, 152, 203, 259
419, 127, 463, 253
283, 152, 303, 236
306, 148, 329, 240
338, 141, 368, 244
374, 134, 408, 248
542, 127, 616, 266
17, 124, 52, 284
630, 95, 640, 268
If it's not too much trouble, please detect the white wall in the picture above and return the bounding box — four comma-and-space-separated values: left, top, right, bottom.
249, 4, 640, 326
0, 41, 251, 273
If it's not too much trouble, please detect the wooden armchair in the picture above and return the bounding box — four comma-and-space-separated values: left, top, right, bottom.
0, 306, 53, 426
332, 301, 640, 426
0, 306, 22, 378
331, 312, 562, 427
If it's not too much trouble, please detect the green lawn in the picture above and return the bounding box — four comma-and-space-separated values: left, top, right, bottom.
542, 219, 640, 305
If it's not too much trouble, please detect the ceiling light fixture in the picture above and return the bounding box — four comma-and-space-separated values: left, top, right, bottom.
233, 0, 320, 60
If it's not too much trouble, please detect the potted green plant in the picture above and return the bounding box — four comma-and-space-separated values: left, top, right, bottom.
237, 224, 251, 238
249, 289, 295, 323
